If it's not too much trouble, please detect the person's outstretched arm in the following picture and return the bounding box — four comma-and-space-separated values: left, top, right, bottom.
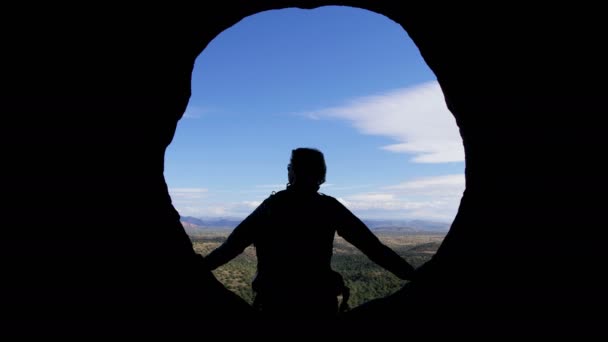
203, 201, 267, 270
333, 199, 415, 280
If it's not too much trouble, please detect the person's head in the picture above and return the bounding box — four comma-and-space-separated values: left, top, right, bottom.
287, 148, 326, 191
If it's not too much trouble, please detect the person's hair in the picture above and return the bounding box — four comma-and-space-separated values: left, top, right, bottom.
289, 148, 326, 186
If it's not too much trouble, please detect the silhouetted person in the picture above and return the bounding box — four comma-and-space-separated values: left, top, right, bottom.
203, 148, 415, 322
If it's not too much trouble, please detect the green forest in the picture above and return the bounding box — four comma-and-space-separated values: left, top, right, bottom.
191, 232, 444, 309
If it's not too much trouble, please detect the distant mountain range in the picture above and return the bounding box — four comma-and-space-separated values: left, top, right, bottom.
180, 216, 450, 236
180, 216, 241, 229
362, 219, 450, 232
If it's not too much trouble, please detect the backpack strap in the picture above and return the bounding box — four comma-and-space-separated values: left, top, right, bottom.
330, 270, 350, 313
338, 284, 351, 313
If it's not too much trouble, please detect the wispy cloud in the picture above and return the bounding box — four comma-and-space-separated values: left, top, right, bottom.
337, 174, 465, 222
255, 183, 334, 188
385, 174, 465, 196
199, 201, 262, 217
169, 188, 209, 216
182, 106, 208, 119
169, 187, 263, 218
302, 81, 464, 163
169, 188, 208, 197
186, 201, 262, 218
254, 184, 286, 189
169, 175, 464, 222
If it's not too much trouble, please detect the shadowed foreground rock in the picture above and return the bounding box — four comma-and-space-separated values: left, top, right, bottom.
3, 2, 606, 338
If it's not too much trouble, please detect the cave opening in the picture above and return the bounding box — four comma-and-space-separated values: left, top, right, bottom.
165, 6, 465, 309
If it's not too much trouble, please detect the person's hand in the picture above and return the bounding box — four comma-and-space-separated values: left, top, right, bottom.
399, 262, 416, 281
195, 253, 212, 271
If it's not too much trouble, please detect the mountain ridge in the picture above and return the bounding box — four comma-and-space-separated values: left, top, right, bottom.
180, 215, 450, 235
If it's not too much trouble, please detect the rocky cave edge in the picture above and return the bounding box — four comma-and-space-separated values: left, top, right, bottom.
3, 1, 606, 338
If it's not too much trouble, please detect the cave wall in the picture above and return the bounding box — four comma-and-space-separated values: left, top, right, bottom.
3, 2, 606, 337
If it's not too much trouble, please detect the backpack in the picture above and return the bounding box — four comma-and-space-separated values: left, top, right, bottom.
251, 270, 351, 313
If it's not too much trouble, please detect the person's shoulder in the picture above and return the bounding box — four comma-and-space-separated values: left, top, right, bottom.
317, 192, 341, 205
318, 191, 338, 198
263, 189, 288, 203
317, 191, 333, 199
271, 189, 288, 197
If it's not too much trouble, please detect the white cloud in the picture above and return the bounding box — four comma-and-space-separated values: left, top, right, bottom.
336, 174, 465, 222
385, 174, 465, 196
169, 174, 465, 222
169, 187, 263, 218
254, 184, 286, 189
188, 201, 262, 218
303, 81, 464, 163
346, 193, 396, 202
256, 183, 334, 188
182, 106, 208, 119
169, 188, 208, 198
241, 200, 262, 209
168, 188, 209, 216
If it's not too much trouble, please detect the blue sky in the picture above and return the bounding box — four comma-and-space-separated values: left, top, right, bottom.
164, 6, 465, 222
